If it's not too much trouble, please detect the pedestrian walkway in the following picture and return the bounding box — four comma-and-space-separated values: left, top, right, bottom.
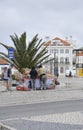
0, 77, 83, 107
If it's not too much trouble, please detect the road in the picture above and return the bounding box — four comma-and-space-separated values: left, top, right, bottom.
0, 99, 83, 130
0, 99, 83, 120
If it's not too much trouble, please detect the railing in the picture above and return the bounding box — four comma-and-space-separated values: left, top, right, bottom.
59, 62, 70, 64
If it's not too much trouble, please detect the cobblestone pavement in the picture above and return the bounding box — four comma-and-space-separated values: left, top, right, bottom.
0, 77, 83, 130
1, 111, 83, 130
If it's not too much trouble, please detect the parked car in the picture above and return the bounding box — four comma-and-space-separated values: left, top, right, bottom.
65, 69, 76, 77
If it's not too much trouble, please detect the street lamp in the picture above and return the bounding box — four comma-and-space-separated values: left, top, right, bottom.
49, 52, 58, 76
54, 52, 58, 76
54, 52, 56, 75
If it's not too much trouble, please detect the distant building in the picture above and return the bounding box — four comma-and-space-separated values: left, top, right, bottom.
0, 57, 18, 76
43, 36, 76, 76
0, 57, 9, 74
73, 48, 83, 77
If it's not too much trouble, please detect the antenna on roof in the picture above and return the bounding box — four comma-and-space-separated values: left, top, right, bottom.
70, 35, 72, 40
45, 36, 50, 42
65, 37, 68, 41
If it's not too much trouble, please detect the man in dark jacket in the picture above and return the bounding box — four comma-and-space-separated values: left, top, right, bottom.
29, 66, 38, 90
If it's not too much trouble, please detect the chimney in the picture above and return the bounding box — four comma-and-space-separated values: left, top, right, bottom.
69, 35, 72, 40
65, 37, 68, 41
45, 36, 50, 42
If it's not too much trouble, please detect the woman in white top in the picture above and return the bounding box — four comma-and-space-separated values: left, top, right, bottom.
2, 67, 9, 91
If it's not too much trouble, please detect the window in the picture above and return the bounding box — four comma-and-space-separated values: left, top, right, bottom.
53, 49, 58, 53
60, 67, 64, 73
60, 49, 64, 53
65, 49, 69, 53
60, 57, 64, 63
52, 40, 60, 44
50, 49, 54, 54
65, 57, 69, 64
50, 49, 58, 54
65, 66, 69, 70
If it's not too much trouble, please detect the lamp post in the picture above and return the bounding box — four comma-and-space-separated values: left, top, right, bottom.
49, 52, 58, 76
54, 52, 58, 77
54, 52, 56, 75
49, 55, 54, 74
50, 60, 52, 74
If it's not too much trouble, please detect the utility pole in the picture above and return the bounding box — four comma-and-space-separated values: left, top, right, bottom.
54, 52, 56, 75
54, 52, 58, 76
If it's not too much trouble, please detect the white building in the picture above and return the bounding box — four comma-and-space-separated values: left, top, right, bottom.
0, 57, 16, 76
73, 48, 83, 77
0, 57, 9, 75
43, 36, 76, 76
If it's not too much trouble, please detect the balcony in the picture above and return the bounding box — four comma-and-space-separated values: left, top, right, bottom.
73, 61, 76, 65
59, 61, 70, 64
65, 61, 70, 64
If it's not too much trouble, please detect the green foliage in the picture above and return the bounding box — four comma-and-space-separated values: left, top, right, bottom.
11, 74, 16, 80
0, 32, 50, 73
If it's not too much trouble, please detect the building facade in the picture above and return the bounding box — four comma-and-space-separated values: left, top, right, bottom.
73, 48, 83, 77
0, 57, 9, 79
43, 37, 76, 76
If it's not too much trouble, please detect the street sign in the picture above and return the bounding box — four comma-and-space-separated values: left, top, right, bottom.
8, 48, 14, 59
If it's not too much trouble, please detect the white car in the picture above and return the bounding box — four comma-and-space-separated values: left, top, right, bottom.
65, 69, 76, 77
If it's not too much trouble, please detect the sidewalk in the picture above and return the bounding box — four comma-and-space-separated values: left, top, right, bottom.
0, 77, 83, 107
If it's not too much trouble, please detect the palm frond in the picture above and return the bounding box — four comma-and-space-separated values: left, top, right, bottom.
0, 32, 49, 73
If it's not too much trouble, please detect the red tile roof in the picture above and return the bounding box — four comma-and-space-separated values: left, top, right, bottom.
76, 52, 83, 56
44, 37, 71, 46
0, 58, 9, 65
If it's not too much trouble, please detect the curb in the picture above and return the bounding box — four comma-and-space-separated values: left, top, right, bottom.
0, 123, 16, 130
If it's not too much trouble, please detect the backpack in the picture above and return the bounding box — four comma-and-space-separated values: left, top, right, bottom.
7, 68, 11, 77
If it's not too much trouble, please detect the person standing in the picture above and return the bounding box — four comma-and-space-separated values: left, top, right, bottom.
7, 64, 13, 91
2, 67, 9, 91
29, 66, 38, 90
69, 71, 72, 77
38, 64, 46, 90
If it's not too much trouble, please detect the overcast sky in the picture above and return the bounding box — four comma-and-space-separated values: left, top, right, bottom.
0, 0, 83, 52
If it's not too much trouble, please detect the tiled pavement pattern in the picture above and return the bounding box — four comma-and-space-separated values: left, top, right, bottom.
1, 112, 83, 130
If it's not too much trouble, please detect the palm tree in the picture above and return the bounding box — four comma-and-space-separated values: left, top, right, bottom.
0, 32, 50, 73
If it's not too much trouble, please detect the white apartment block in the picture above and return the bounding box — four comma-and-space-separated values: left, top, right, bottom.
43, 36, 76, 76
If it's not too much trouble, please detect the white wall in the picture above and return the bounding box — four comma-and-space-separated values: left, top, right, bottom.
0, 65, 9, 74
